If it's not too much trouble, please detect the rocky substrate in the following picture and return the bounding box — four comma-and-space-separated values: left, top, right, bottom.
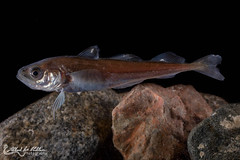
0, 84, 239, 160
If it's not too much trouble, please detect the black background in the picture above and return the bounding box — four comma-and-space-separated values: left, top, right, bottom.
1, 3, 239, 122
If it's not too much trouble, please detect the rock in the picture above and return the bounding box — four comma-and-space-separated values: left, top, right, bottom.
188, 103, 240, 160
200, 93, 228, 111
0, 90, 122, 160
112, 84, 215, 160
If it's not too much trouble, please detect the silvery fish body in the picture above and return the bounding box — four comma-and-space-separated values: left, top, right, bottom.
17, 46, 224, 118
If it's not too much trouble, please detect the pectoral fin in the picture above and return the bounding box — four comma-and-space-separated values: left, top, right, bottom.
52, 89, 65, 119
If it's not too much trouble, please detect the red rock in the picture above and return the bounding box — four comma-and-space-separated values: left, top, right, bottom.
112, 84, 213, 160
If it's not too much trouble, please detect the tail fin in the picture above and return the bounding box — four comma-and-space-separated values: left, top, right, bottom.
193, 54, 225, 81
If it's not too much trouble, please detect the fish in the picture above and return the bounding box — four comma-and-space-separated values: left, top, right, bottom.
16, 46, 224, 118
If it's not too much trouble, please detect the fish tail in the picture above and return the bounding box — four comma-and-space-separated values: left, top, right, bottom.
193, 54, 225, 81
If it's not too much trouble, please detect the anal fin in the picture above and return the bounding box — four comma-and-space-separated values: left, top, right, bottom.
154, 73, 177, 79
112, 80, 144, 89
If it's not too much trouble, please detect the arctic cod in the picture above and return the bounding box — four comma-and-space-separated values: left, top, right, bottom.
17, 46, 224, 118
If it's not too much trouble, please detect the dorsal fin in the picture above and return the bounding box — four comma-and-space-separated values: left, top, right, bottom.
110, 54, 142, 61
78, 45, 99, 59
151, 52, 185, 63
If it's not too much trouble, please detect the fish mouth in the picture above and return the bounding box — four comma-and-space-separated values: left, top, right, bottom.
16, 68, 27, 83
16, 69, 25, 83
16, 68, 38, 90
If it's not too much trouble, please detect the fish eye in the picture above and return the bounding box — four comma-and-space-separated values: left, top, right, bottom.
30, 67, 43, 79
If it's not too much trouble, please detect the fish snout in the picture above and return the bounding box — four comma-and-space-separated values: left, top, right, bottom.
17, 67, 26, 79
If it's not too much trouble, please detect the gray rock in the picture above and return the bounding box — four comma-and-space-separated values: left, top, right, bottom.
0, 90, 121, 160
188, 103, 240, 160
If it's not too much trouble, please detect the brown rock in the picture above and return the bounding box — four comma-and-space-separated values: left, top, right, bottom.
200, 93, 228, 111
112, 84, 214, 160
